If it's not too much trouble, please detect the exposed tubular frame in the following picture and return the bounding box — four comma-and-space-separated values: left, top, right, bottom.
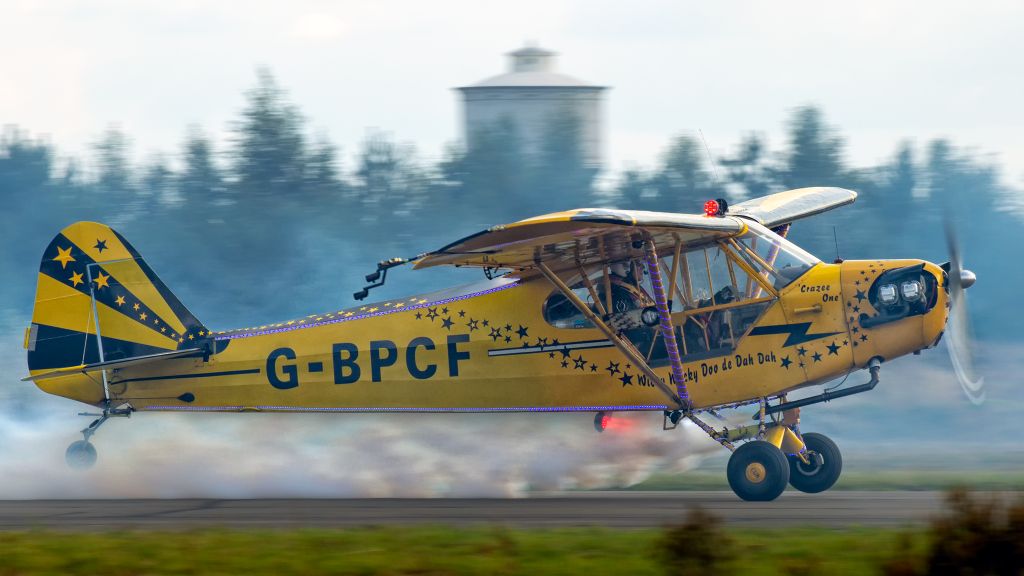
534, 257, 686, 411
532, 228, 812, 453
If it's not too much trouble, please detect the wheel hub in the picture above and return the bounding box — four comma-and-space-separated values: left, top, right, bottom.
744, 462, 767, 483
795, 451, 824, 476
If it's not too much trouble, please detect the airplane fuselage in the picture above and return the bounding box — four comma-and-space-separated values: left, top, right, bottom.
35, 259, 948, 414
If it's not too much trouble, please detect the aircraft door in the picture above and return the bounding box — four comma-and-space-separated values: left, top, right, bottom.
777, 263, 855, 383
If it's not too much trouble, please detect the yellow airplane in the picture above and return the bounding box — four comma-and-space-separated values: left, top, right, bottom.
23, 187, 981, 501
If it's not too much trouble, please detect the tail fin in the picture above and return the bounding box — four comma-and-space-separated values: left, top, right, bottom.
26, 221, 210, 375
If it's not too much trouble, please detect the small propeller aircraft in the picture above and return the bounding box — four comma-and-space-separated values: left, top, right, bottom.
23, 187, 981, 501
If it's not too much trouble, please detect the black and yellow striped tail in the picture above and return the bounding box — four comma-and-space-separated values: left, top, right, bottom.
25, 222, 210, 376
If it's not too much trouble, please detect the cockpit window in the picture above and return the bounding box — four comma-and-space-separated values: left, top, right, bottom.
540, 236, 779, 366
732, 222, 820, 290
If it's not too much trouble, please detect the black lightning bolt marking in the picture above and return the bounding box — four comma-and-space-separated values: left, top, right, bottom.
748, 323, 841, 347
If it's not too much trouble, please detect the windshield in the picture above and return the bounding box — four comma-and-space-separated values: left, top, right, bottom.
731, 221, 820, 290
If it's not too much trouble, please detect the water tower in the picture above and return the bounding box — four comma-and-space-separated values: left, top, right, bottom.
457, 45, 608, 167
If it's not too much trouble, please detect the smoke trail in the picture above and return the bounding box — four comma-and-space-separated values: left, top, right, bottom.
0, 409, 721, 499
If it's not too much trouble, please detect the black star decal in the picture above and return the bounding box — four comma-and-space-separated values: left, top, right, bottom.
415, 311, 423, 320
812, 351, 822, 363
560, 347, 572, 359
860, 334, 868, 342
537, 337, 549, 346
606, 362, 621, 376
516, 325, 529, 339
505, 336, 512, 343
842, 339, 848, 346
798, 361, 806, 368
561, 360, 569, 368
93, 239, 107, 253
505, 324, 513, 332
859, 270, 865, 275
548, 351, 556, 358
426, 308, 438, 321
780, 356, 792, 369
852, 341, 859, 348
482, 319, 489, 327
441, 317, 454, 331
466, 318, 479, 331
619, 373, 634, 386
626, 363, 632, 369
489, 328, 502, 341
852, 326, 859, 334
852, 305, 860, 313
827, 341, 840, 355
441, 307, 449, 315
458, 310, 466, 318
797, 346, 807, 357
590, 364, 598, 372
855, 289, 867, 302
573, 355, 586, 370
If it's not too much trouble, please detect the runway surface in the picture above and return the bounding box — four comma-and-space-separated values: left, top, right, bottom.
0, 491, 974, 530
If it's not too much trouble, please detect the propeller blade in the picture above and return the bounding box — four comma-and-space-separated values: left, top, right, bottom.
943, 217, 984, 405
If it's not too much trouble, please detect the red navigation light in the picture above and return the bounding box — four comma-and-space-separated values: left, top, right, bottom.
594, 411, 611, 433
704, 199, 720, 217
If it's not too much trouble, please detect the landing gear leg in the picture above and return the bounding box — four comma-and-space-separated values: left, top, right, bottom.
65, 403, 132, 470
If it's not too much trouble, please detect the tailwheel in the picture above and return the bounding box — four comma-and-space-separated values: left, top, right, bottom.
65, 440, 98, 470
727, 440, 790, 501
788, 432, 842, 493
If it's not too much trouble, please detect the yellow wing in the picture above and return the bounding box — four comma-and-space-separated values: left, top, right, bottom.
728, 187, 857, 228
412, 208, 745, 273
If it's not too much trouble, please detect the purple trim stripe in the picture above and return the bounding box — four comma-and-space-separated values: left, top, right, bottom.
141, 404, 669, 413
215, 282, 519, 340
642, 238, 690, 403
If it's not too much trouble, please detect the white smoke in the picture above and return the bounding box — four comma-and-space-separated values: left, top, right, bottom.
0, 409, 720, 499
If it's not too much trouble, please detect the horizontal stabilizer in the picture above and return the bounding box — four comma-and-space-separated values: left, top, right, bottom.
22, 348, 204, 382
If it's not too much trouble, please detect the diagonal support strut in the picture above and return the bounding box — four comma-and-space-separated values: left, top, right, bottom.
533, 258, 685, 411
640, 234, 693, 410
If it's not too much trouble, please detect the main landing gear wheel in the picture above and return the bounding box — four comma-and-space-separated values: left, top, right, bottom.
65, 440, 97, 470
727, 440, 790, 501
788, 432, 842, 493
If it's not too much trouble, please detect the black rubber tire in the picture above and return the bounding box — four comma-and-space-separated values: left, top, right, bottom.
65, 440, 97, 470
727, 440, 790, 501
788, 432, 842, 493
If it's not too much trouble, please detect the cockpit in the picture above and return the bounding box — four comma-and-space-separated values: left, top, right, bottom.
542, 221, 820, 366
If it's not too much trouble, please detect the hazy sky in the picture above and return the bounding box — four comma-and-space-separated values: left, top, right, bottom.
3, 0, 1022, 183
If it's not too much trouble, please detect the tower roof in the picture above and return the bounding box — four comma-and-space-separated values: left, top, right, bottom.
460, 44, 605, 90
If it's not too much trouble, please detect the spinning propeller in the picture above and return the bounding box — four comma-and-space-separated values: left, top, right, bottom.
943, 220, 984, 404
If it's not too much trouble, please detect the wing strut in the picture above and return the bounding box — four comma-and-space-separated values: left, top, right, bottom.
533, 258, 687, 411
639, 233, 692, 409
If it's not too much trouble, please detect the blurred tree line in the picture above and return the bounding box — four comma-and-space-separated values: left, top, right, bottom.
0, 69, 1017, 334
